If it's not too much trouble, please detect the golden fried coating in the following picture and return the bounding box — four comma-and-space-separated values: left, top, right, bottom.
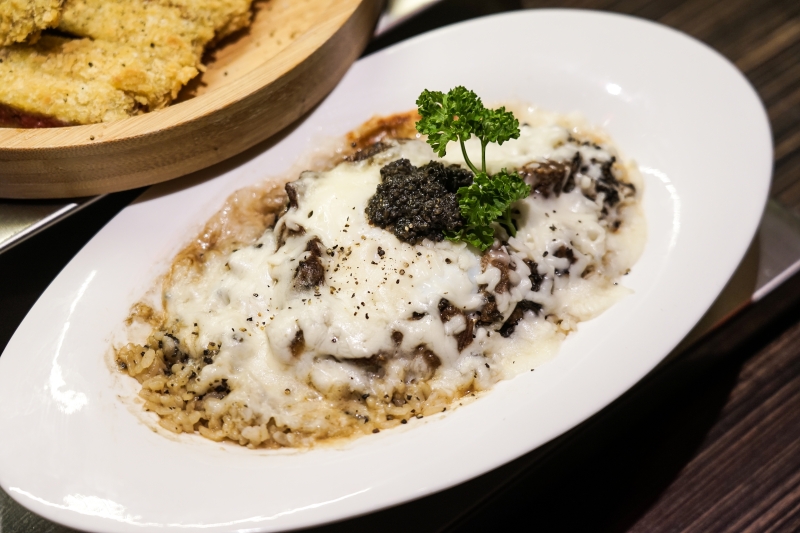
1, 0, 255, 124
3, 35, 199, 110
0, 0, 64, 45
0, 43, 136, 124
160, 0, 254, 41
59, 0, 213, 64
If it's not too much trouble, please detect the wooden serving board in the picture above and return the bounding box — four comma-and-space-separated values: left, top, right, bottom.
0, 0, 381, 199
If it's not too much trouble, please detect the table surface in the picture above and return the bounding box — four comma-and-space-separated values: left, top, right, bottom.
2, 0, 800, 531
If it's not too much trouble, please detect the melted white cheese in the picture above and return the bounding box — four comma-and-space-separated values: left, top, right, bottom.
162, 118, 645, 435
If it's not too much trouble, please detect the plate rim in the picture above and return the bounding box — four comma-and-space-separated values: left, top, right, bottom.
0, 8, 773, 532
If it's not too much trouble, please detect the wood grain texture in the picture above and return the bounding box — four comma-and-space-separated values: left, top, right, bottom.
0, 0, 381, 199
627, 319, 800, 532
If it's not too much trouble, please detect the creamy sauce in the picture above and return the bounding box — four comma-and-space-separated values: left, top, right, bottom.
117, 110, 645, 447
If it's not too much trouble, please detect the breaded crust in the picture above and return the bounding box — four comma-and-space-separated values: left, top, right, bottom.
2, 35, 199, 111
0, 43, 136, 124
0, 0, 64, 45
1, 0, 255, 124
159, 0, 254, 41
59, 0, 213, 60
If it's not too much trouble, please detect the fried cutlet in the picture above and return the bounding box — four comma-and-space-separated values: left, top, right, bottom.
58, 0, 214, 61
0, 0, 64, 45
160, 0, 255, 41
2, 35, 199, 112
0, 44, 135, 124
1, 0, 256, 125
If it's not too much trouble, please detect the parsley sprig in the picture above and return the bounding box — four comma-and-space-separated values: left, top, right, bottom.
416, 87, 530, 250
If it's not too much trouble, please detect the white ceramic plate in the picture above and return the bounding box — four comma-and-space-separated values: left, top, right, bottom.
0, 10, 771, 533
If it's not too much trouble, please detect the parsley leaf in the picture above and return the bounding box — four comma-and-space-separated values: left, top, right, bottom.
416, 86, 520, 174
416, 86, 529, 250
416, 87, 485, 172
446, 170, 531, 251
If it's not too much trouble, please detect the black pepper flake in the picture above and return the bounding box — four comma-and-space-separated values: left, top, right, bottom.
401, 419, 408, 424
372, 429, 380, 433
543, 251, 549, 257
253, 293, 259, 297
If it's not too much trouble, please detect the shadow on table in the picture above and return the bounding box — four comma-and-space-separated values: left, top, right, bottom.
308, 238, 800, 533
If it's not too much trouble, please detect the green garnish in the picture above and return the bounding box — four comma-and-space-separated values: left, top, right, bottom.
446, 170, 531, 250
415, 86, 530, 250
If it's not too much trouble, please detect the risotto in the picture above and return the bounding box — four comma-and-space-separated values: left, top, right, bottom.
116, 106, 645, 448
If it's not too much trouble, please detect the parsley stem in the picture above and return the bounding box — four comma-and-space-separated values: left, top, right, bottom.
502, 209, 517, 237
481, 140, 488, 174
459, 137, 479, 175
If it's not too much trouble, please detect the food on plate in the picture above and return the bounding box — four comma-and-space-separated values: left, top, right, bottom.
0, 0, 254, 126
0, 0, 63, 46
116, 87, 645, 448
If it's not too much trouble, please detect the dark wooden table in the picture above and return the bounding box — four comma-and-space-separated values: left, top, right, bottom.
1, 0, 799, 531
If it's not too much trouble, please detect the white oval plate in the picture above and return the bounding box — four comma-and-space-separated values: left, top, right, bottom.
0, 10, 771, 533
